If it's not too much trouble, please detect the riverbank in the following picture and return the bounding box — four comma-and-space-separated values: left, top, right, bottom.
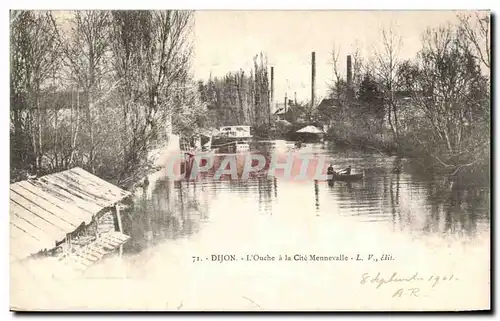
121, 134, 181, 192
9, 134, 182, 197
324, 126, 490, 186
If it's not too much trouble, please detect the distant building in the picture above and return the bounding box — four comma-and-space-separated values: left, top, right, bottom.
273, 103, 287, 121
218, 125, 253, 138
316, 98, 337, 112
273, 99, 300, 122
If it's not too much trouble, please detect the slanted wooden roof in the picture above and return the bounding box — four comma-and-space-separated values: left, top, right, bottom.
10, 167, 132, 261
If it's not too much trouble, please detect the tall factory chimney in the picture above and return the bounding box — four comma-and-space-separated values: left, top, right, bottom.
347, 55, 352, 88
311, 52, 316, 108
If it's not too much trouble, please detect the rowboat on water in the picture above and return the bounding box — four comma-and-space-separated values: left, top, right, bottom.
327, 173, 364, 181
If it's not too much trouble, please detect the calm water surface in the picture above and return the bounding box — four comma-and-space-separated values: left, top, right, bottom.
14, 142, 489, 310
121, 142, 490, 254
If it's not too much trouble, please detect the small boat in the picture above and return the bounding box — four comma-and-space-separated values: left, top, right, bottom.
229, 141, 250, 153
236, 141, 250, 153
327, 173, 364, 181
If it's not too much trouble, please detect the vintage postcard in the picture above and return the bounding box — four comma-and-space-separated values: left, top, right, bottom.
9, 10, 490, 311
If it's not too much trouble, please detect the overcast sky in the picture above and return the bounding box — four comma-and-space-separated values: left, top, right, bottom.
192, 10, 470, 104
50, 10, 479, 105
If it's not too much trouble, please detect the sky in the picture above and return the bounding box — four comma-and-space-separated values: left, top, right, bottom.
191, 10, 471, 105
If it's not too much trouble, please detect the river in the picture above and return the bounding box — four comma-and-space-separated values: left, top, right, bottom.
122, 142, 490, 253
12, 142, 490, 311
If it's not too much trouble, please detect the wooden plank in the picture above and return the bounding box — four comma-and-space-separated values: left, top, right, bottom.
10, 190, 76, 233
9, 204, 58, 246
10, 224, 53, 259
11, 184, 82, 229
79, 256, 95, 266
98, 239, 118, 250
78, 251, 99, 262
10, 225, 44, 259
10, 211, 64, 250
10, 197, 69, 240
70, 168, 131, 200
107, 235, 124, 244
72, 254, 94, 267
70, 167, 131, 198
68, 168, 118, 192
40, 175, 111, 209
26, 180, 97, 222
34, 178, 103, 214
101, 237, 121, 247
10, 195, 69, 236
113, 232, 131, 241
86, 248, 105, 258
110, 232, 128, 244
99, 239, 118, 249
88, 245, 108, 256
51, 172, 117, 206
15, 181, 93, 224
58, 172, 119, 205
114, 232, 131, 241
33, 180, 102, 218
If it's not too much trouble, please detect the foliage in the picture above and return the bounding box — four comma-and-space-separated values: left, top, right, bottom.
322, 13, 490, 177
197, 53, 271, 129
10, 10, 197, 188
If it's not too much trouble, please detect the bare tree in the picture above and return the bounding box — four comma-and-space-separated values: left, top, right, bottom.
457, 12, 490, 71
51, 11, 112, 173
327, 44, 350, 108
329, 44, 342, 86
110, 10, 194, 184
374, 27, 403, 143
350, 41, 364, 91
411, 23, 489, 173
10, 10, 61, 171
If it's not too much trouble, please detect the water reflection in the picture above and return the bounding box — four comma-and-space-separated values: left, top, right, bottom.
122, 144, 490, 254
314, 180, 319, 213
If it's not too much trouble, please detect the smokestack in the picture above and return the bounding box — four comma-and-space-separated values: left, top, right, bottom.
285, 93, 288, 113
270, 66, 274, 112
294, 92, 297, 105
347, 55, 352, 88
311, 52, 316, 107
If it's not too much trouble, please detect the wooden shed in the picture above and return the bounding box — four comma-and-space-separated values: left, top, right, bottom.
10, 167, 132, 269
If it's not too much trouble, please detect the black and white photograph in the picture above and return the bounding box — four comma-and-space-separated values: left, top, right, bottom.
8, 9, 491, 311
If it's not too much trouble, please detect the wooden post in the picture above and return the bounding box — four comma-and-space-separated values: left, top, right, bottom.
116, 203, 123, 257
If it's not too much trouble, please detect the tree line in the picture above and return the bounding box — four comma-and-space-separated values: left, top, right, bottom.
319, 13, 490, 180
10, 10, 206, 188
197, 53, 272, 133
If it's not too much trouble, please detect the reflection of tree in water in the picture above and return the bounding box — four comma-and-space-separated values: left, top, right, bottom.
314, 180, 320, 213
329, 177, 382, 213
417, 174, 489, 236
258, 177, 274, 214
382, 170, 489, 236
389, 174, 402, 231
273, 177, 278, 199
121, 178, 206, 254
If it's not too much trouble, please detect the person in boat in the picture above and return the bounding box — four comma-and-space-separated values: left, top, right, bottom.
295, 140, 302, 148
339, 165, 352, 175
327, 164, 336, 175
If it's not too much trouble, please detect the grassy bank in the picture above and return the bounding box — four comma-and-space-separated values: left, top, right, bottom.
324, 124, 490, 186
